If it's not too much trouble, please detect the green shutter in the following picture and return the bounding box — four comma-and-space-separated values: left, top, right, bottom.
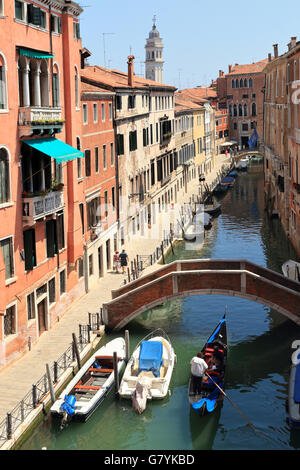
23, 229, 36, 271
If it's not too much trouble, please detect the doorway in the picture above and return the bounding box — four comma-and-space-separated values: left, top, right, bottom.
37, 298, 47, 335
106, 239, 111, 270
98, 246, 103, 278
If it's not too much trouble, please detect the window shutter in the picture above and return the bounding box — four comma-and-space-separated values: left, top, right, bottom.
24, 229, 36, 271
46, 220, 57, 258
58, 17, 62, 33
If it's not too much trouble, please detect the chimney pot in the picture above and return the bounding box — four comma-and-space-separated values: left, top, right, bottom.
228, 64, 232, 73
127, 55, 135, 87
273, 44, 278, 58
291, 36, 297, 48
268, 53, 272, 62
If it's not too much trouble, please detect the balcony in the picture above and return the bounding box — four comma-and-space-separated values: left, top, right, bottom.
22, 190, 64, 225
18, 107, 64, 138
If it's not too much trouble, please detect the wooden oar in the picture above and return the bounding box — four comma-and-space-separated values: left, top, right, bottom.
205, 372, 256, 432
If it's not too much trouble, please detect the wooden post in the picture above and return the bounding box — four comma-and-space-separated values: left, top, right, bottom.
134, 258, 138, 278
127, 267, 131, 283
46, 363, 56, 405
113, 351, 119, 397
72, 333, 81, 371
170, 237, 175, 255
125, 330, 130, 362
161, 243, 165, 264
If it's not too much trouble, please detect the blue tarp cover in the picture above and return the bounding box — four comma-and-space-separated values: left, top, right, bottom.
138, 341, 163, 377
294, 353, 300, 403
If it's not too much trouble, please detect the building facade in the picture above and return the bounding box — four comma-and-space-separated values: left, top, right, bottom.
217, 60, 267, 149
0, 0, 85, 367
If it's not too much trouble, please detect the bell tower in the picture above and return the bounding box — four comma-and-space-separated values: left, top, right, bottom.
145, 16, 164, 83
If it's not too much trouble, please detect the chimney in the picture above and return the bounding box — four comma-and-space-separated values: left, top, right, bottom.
127, 55, 135, 87
273, 44, 278, 58
228, 64, 232, 73
291, 36, 297, 48
268, 53, 272, 62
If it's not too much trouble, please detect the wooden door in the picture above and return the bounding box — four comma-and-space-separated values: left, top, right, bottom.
37, 299, 47, 335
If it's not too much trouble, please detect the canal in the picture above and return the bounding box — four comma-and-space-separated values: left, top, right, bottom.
19, 161, 300, 450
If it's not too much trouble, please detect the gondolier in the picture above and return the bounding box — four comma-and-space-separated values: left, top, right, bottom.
190, 352, 208, 394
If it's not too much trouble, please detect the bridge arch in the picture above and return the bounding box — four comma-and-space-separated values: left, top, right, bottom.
103, 260, 300, 330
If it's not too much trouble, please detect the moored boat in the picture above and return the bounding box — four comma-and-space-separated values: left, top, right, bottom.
282, 259, 300, 283
220, 176, 235, 188
50, 337, 126, 425
118, 328, 176, 413
184, 223, 196, 241
213, 184, 228, 195
236, 159, 248, 171
204, 200, 221, 216
188, 315, 228, 416
287, 348, 300, 428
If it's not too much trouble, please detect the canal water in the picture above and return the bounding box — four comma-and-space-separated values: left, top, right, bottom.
20, 162, 300, 450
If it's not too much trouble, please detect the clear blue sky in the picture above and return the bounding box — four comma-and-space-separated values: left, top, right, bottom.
79, 0, 300, 89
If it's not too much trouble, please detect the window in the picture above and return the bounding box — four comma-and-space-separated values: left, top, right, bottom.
27, 4, 46, 28
27, 293, 35, 320
249, 78, 253, 88
244, 104, 248, 116
129, 131, 137, 151
50, 14, 62, 34
75, 67, 79, 108
0, 237, 14, 279
110, 142, 114, 166
0, 0, 4, 16
83, 103, 88, 124
89, 254, 93, 276
0, 147, 10, 203
4, 305, 16, 337
85, 149, 91, 176
95, 146, 99, 173
101, 103, 105, 121
52, 67, 60, 107
78, 258, 84, 279
15, 1, 24, 20
48, 278, 56, 304
103, 145, 107, 169
116, 95, 122, 110
0, 54, 7, 110
112, 187, 115, 211
46, 220, 57, 258
79, 203, 84, 234
104, 191, 108, 218
251, 102, 257, 116
109, 102, 112, 120
93, 103, 98, 122
59, 269, 66, 295
128, 95, 135, 109
56, 214, 65, 251
23, 228, 36, 271
87, 197, 100, 228
242, 123, 248, 131
116, 134, 124, 155
73, 21, 80, 39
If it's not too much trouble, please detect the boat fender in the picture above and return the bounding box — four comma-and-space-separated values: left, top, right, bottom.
60, 394, 76, 416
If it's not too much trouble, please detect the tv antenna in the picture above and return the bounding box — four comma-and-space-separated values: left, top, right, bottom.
102, 32, 115, 68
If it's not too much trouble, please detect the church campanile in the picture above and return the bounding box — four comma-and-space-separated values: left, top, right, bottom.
145, 16, 164, 83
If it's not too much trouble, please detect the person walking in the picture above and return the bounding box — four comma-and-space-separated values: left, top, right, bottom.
113, 251, 120, 273
119, 249, 129, 274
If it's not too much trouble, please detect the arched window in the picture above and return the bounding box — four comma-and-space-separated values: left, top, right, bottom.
52, 63, 60, 107
240, 78, 243, 88
251, 102, 257, 116
244, 78, 248, 88
232, 79, 235, 89
235, 79, 239, 88
0, 53, 8, 110
239, 104, 243, 116
233, 104, 237, 116
249, 78, 253, 88
244, 104, 248, 116
40, 60, 49, 107
75, 66, 79, 108
0, 147, 10, 204
229, 104, 232, 116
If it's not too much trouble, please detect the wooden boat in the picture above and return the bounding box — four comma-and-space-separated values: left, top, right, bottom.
188, 315, 228, 416
204, 198, 221, 216
220, 176, 235, 188
50, 337, 126, 424
282, 259, 300, 283
287, 349, 300, 428
213, 183, 228, 194
118, 328, 176, 413
229, 171, 238, 178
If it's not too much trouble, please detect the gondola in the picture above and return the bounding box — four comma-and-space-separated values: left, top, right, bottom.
188, 315, 228, 416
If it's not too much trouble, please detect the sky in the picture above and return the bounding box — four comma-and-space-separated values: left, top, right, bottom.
79, 0, 300, 90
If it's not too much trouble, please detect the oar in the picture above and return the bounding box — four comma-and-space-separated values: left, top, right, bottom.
205, 372, 256, 432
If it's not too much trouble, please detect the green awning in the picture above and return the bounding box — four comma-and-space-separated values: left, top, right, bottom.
19, 48, 54, 59
22, 138, 84, 163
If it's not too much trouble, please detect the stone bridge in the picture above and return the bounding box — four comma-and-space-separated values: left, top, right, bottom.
102, 259, 300, 330
235, 149, 264, 160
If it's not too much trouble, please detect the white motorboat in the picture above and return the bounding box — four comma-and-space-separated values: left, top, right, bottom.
236, 158, 248, 170
50, 337, 126, 424
287, 348, 300, 428
282, 259, 300, 283
184, 223, 196, 241
118, 329, 176, 413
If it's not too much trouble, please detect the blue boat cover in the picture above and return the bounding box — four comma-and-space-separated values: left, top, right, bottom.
221, 176, 234, 184
207, 318, 226, 344
138, 340, 163, 377
294, 353, 300, 403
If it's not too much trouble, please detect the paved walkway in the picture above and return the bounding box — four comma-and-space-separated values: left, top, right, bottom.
0, 155, 231, 424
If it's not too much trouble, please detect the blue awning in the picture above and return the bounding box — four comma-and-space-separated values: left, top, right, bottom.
22, 138, 84, 163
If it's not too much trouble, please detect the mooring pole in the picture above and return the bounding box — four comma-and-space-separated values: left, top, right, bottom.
125, 330, 130, 362
72, 333, 81, 370
113, 351, 119, 397
161, 243, 165, 264
46, 363, 56, 405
